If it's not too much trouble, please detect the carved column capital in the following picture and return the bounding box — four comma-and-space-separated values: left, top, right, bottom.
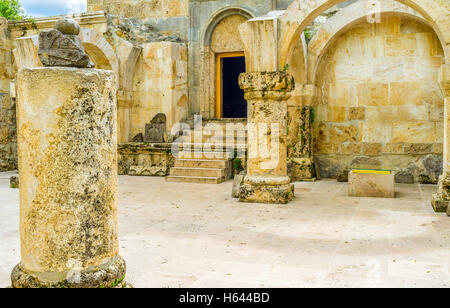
239, 71, 295, 101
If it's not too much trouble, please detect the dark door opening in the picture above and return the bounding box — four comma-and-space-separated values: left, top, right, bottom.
221, 56, 247, 118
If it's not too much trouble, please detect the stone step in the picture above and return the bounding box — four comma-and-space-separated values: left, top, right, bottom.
176, 143, 247, 152
177, 151, 235, 160
165, 175, 225, 184
170, 167, 225, 177
175, 159, 229, 169
184, 118, 247, 129
180, 135, 247, 143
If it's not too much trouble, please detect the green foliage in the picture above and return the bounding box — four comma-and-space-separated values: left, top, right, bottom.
0, 0, 27, 21
304, 29, 313, 41
310, 107, 315, 124
282, 63, 290, 72
233, 158, 244, 175
100, 274, 126, 288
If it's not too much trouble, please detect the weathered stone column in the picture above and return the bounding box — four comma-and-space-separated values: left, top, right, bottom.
432, 64, 450, 214
287, 84, 318, 181
11, 67, 127, 288
238, 71, 295, 204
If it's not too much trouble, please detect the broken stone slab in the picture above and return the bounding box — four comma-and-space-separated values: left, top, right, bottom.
395, 171, 414, 184
431, 193, 449, 213
38, 19, 94, 68
144, 113, 166, 143
10, 176, 18, 189
337, 169, 349, 182
132, 133, 144, 142
232, 172, 246, 198
349, 169, 395, 198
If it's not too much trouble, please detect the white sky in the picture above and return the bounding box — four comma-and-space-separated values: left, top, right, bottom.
20, 0, 87, 17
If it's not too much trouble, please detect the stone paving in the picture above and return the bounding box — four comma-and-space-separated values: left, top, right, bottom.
1, 171, 450, 288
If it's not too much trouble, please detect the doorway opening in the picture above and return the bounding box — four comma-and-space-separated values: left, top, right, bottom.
216, 52, 247, 118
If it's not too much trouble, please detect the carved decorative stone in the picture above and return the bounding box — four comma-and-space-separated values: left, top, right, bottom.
38, 19, 94, 68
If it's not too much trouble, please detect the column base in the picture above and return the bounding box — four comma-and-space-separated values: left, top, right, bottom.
239, 176, 294, 204
431, 194, 450, 214
11, 255, 130, 288
431, 174, 450, 214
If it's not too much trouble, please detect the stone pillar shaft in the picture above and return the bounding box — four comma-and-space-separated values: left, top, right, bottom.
287, 84, 318, 181
238, 71, 295, 204
12, 67, 126, 288
432, 64, 450, 214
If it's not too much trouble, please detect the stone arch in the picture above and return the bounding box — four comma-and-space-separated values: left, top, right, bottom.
311, 12, 445, 181
14, 28, 119, 74
307, 0, 427, 84
79, 28, 119, 73
202, 7, 255, 48
199, 7, 255, 118
280, 0, 450, 69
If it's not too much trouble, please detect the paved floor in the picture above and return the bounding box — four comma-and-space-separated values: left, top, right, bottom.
1, 171, 450, 288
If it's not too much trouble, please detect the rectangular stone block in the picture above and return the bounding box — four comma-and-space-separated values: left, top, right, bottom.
349, 169, 395, 198
431, 194, 449, 213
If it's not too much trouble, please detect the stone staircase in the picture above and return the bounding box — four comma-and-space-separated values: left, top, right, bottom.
166, 155, 232, 184
166, 118, 247, 184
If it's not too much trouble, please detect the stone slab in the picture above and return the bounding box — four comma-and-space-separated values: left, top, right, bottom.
431, 194, 449, 213
348, 170, 395, 198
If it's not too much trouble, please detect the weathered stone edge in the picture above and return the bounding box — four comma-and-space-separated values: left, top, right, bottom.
11, 256, 128, 288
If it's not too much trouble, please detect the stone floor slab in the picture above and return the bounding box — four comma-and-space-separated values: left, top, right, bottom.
1, 173, 450, 288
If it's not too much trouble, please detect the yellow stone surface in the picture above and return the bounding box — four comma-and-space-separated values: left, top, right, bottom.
131, 42, 188, 140
211, 15, 247, 53
313, 16, 445, 167
15, 68, 120, 279
87, 0, 188, 18
349, 170, 395, 198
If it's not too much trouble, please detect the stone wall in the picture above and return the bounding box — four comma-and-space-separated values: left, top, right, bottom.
0, 93, 16, 171
0, 18, 15, 171
88, 0, 189, 18
131, 42, 188, 141
313, 16, 445, 183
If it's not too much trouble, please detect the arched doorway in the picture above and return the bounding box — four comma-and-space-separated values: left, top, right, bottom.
200, 8, 254, 119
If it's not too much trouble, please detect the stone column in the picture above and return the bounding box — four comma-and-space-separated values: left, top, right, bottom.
287, 84, 318, 181
432, 64, 450, 214
11, 67, 127, 288
238, 71, 295, 204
